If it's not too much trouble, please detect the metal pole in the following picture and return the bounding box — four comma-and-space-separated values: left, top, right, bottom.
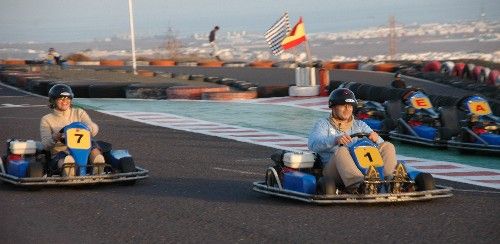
128, 0, 137, 75
304, 40, 315, 86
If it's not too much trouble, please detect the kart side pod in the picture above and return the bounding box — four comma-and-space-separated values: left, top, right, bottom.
283, 171, 317, 194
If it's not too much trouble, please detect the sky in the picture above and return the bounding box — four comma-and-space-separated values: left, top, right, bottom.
0, 0, 499, 43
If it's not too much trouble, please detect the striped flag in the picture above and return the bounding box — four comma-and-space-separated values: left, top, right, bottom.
264, 13, 291, 56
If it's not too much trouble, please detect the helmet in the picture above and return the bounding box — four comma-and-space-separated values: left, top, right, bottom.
395, 72, 401, 79
48, 84, 74, 108
328, 88, 357, 108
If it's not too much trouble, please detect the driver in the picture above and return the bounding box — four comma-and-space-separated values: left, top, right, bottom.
308, 88, 398, 193
40, 84, 105, 176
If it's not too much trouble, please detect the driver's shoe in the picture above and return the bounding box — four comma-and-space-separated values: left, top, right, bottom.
61, 155, 76, 177
91, 155, 106, 175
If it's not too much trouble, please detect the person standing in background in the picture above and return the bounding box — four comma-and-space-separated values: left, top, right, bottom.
209, 26, 220, 60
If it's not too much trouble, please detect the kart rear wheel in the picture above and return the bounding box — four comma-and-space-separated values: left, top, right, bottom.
265, 168, 278, 187
119, 157, 137, 186
415, 173, 435, 191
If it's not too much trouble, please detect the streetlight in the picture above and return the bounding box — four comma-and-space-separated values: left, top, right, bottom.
128, 0, 137, 75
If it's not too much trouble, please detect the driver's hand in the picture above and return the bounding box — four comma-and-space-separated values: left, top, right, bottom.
52, 132, 62, 142
368, 132, 379, 143
336, 134, 352, 145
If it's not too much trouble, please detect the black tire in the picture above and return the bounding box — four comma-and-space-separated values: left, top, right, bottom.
118, 157, 137, 186
265, 168, 278, 187
415, 173, 435, 191
119, 157, 136, 173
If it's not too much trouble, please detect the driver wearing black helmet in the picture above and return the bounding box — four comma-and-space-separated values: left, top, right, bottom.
40, 84, 104, 176
308, 88, 398, 193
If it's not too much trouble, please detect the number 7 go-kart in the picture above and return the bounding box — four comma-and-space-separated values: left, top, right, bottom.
253, 133, 452, 204
0, 122, 149, 187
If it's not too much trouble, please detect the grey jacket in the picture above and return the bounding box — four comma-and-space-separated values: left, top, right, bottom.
307, 117, 383, 165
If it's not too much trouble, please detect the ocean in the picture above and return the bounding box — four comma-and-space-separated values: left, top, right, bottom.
0, 0, 499, 43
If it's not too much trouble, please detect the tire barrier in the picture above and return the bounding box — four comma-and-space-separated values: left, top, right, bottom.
422, 60, 441, 73
189, 74, 205, 81
440, 61, 455, 76
156, 72, 175, 78
478, 67, 490, 83
201, 90, 258, 100
99, 60, 125, 66
125, 61, 150, 66
249, 60, 273, 68
328, 80, 344, 92
176, 74, 191, 80
487, 70, 499, 86
88, 83, 132, 98
373, 63, 399, 72
137, 70, 155, 77
451, 62, 465, 77
237, 82, 258, 91
462, 63, 475, 80
217, 78, 237, 86
197, 60, 223, 67
4, 60, 26, 65
204, 76, 222, 83
472, 66, 484, 82
222, 61, 247, 67
149, 59, 175, 66
67, 82, 92, 98
26, 79, 56, 96
337, 62, 358, 70
257, 85, 290, 98
166, 85, 230, 99
16, 75, 46, 88
126, 83, 179, 99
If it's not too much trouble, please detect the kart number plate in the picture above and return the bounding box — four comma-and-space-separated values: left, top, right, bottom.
468, 101, 491, 115
66, 128, 91, 149
353, 146, 384, 168
410, 97, 432, 109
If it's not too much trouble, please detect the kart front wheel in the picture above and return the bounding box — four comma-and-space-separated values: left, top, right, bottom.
415, 173, 435, 191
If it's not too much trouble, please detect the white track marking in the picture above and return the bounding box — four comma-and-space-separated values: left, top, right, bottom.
101, 110, 500, 190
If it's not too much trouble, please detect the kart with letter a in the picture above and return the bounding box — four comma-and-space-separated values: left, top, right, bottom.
253, 133, 452, 204
388, 90, 459, 147
447, 95, 500, 154
0, 122, 148, 187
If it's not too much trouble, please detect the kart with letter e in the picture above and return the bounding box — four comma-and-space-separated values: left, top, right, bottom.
388, 90, 459, 147
253, 133, 452, 204
0, 122, 148, 187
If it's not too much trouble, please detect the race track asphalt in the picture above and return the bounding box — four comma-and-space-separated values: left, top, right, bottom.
0, 84, 499, 243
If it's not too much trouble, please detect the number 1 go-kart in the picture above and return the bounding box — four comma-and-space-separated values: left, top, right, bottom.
0, 122, 149, 187
253, 133, 452, 204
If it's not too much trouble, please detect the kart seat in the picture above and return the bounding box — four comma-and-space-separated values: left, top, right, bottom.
439, 106, 461, 140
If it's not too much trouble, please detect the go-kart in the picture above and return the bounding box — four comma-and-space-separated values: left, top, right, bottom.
447, 95, 500, 154
0, 122, 149, 187
388, 90, 458, 147
355, 100, 393, 138
253, 133, 452, 204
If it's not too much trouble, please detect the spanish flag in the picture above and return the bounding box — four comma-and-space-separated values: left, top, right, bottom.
281, 17, 307, 50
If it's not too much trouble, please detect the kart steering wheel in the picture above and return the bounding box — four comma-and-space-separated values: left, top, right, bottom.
349, 132, 371, 139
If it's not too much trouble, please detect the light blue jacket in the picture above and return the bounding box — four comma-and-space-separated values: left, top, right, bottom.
307, 117, 384, 165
